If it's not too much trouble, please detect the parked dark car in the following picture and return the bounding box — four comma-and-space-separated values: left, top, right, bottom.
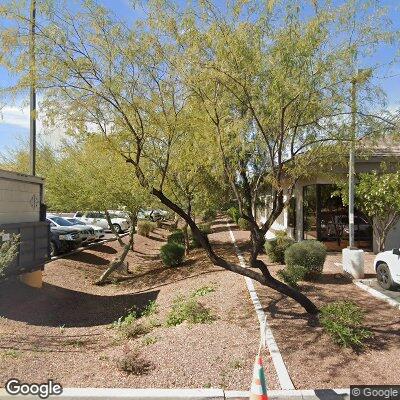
49, 225, 82, 257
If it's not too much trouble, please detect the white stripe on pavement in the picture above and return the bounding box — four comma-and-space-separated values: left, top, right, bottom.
226, 222, 295, 391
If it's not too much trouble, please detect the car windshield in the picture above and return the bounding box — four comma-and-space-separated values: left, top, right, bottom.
68, 218, 86, 225
49, 216, 74, 226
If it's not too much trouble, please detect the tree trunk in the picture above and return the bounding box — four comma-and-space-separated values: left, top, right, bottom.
95, 225, 135, 285
151, 188, 319, 315
183, 201, 192, 255
105, 210, 124, 246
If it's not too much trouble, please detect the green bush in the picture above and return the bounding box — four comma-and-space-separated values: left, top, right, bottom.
166, 296, 214, 326
284, 240, 326, 278
189, 224, 210, 248
320, 301, 373, 348
203, 209, 217, 222
167, 229, 185, 245
237, 218, 251, 230
160, 242, 185, 267
265, 231, 295, 264
228, 207, 240, 224
137, 221, 156, 237
198, 223, 211, 234
277, 265, 308, 288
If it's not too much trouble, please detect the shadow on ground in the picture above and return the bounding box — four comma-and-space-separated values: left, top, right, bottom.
0, 280, 159, 328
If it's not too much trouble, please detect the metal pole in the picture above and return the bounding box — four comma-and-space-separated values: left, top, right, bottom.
29, 0, 36, 176
348, 77, 356, 249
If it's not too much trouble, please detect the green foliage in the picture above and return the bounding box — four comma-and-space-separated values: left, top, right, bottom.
320, 301, 373, 349
338, 170, 400, 251
141, 300, 158, 318
143, 336, 158, 346
203, 209, 217, 222
112, 309, 137, 329
160, 242, 185, 267
166, 295, 215, 326
137, 221, 156, 237
167, 229, 185, 245
237, 218, 251, 230
277, 265, 308, 289
0, 232, 19, 278
191, 285, 216, 297
228, 207, 240, 224
284, 240, 326, 278
265, 231, 295, 264
198, 223, 211, 234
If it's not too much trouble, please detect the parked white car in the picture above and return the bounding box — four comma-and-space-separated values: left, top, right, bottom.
65, 218, 105, 241
374, 248, 400, 290
47, 214, 95, 243
74, 211, 130, 233
137, 209, 168, 222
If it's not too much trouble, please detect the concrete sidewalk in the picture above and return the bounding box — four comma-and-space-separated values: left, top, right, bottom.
0, 387, 350, 399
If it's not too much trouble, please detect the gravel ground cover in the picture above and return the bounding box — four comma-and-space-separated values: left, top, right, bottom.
0, 222, 279, 390
229, 229, 400, 389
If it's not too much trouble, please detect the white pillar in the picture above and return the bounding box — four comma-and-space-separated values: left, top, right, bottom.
342, 248, 364, 279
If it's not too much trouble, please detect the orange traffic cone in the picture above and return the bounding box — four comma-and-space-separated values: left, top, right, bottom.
249, 353, 268, 400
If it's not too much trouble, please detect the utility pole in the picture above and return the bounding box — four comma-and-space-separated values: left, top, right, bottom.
29, 0, 36, 176
348, 68, 371, 249
348, 76, 356, 249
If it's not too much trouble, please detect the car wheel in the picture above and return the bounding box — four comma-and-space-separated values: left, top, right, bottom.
113, 223, 122, 234
50, 241, 58, 257
376, 263, 395, 290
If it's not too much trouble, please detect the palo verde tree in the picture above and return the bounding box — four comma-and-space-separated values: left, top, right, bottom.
0, 0, 397, 314
337, 167, 400, 252
45, 136, 152, 283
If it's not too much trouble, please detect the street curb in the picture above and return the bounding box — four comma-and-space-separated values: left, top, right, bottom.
354, 280, 400, 309
0, 388, 351, 399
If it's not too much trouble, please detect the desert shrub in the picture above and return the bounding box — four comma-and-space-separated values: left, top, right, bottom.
141, 300, 158, 317
320, 301, 373, 348
166, 296, 214, 326
117, 350, 153, 375
237, 218, 251, 230
284, 240, 326, 278
191, 285, 215, 297
167, 229, 185, 245
277, 265, 308, 288
137, 221, 156, 237
228, 207, 240, 224
160, 242, 185, 267
203, 209, 217, 222
120, 320, 152, 339
198, 223, 211, 234
265, 231, 295, 264
0, 232, 20, 277
112, 309, 137, 329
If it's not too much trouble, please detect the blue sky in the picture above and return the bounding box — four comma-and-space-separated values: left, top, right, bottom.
1, 0, 399, 153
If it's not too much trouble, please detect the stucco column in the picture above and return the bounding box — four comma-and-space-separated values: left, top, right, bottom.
295, 184, 304, 242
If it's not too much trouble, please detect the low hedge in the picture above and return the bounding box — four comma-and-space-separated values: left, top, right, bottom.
237, 218, 251, 230
160, 242, 185, 267
265, 231, 295, 264
137, 221, 156, 237
167, 229, 185, 245
284, 240, 326, 279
